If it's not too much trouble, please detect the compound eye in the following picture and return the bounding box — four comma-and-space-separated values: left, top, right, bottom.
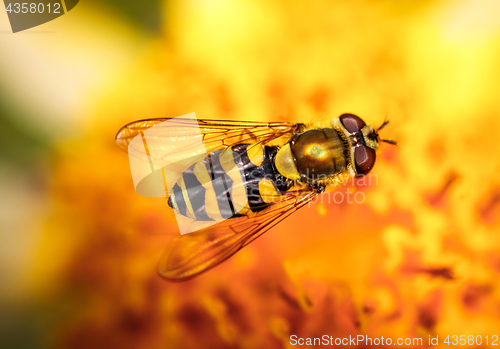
339, 113, 366, 133
354, 146, 376, 176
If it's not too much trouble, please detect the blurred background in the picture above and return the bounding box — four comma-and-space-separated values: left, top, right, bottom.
1, 0, 500, 348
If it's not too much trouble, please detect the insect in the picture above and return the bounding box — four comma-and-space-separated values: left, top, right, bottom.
116, 114, 395, 281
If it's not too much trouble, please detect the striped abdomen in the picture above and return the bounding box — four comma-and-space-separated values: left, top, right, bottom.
168, 144, 291, 221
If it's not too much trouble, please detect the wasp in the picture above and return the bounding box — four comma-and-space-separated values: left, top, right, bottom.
116, 113, 395, 281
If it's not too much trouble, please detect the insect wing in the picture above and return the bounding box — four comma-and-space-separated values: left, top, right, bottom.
158, 190, 318, 281
116, 113, 298, 201
115, 115, 298, 154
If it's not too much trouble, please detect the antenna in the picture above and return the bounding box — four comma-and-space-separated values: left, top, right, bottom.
377, 120, 390, 132
381, 139, 397, 145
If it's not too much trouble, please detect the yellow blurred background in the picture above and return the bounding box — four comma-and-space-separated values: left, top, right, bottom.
1, 0, 500, 348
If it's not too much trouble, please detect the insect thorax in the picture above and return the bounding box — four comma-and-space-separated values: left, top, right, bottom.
275, 127, 350, 185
